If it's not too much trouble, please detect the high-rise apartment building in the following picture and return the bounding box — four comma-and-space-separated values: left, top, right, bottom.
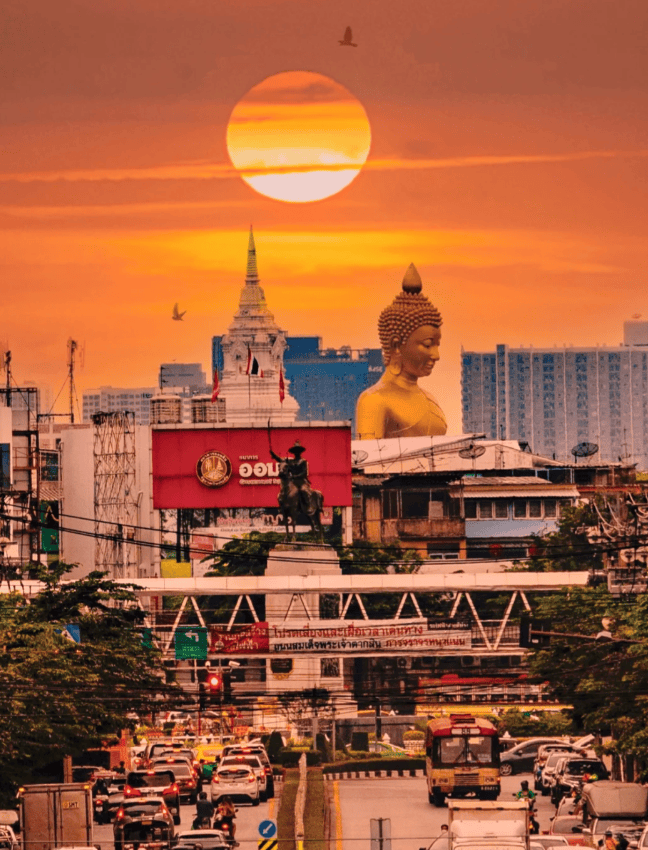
462, 321, 648, 469
82, 387, 157, 424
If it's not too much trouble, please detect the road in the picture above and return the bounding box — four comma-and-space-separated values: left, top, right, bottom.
94, 794, 279, 850
333, 773, 555, 850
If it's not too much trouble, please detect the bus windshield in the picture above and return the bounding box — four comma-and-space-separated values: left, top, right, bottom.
436, 735, 495, 765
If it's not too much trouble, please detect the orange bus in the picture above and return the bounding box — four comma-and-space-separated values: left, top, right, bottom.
425, 713, 500, 806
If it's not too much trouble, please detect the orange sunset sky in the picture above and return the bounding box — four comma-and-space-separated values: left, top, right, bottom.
2, 0, 647, 431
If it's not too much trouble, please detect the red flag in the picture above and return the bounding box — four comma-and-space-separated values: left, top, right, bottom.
279, 367, 285, 403
246, 346, 262, 376
210, 368, 219, 402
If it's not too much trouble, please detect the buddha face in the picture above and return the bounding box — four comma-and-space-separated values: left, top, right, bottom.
397, 324, 441, 378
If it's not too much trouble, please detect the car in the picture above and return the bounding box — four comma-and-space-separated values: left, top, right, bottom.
219, 754, 268, 801
152, 760, 198, 804
548, 816, 588, 846
211, 765, 260, 806
222, 745, 274, 797
173, 829, 229, 850
124, 769, 181, 824
534, 744, 584, 789
113, 797, 175, 850
542, 752, 575, 796
550, 759, 609, 805
500, 738, 568, 776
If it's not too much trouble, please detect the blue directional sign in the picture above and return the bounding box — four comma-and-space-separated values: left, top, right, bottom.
258, 820, 277, 839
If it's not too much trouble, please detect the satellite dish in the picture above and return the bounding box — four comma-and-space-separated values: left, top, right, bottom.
458, 444, 486, 459
571, 442, 599, 458
352, 449, 369, 464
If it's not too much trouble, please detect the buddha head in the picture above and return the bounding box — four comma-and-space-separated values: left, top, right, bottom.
378, 264, 442, 375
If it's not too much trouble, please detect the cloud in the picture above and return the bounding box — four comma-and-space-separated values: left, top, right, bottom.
1, 149, 646, 186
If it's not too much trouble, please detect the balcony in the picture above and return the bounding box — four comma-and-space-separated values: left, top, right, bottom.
383, 518, 465, 540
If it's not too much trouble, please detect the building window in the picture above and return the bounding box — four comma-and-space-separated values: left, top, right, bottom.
529, 499, 542, 518
478, 500, 493, 519
401, 491, 429, 519
494, 501, 509, 519
465, 501, 477, 519
514, 500, 527, 518
382, 490, 398, 519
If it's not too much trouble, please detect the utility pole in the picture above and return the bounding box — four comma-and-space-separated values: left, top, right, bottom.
67, 339, 77, 424
4, 351, 11, 407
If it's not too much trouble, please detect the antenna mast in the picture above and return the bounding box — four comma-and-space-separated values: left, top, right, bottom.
3, 351, 11, 407
67, 339, 78, 423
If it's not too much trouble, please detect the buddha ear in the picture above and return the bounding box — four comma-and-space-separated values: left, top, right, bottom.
389, 336, 402, 355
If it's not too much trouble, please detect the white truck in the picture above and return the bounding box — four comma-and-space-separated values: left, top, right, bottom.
18, 783, 94, 850
446, 800, 531, 850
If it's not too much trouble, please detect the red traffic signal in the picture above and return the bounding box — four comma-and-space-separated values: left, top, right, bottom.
207, 672, 222, 692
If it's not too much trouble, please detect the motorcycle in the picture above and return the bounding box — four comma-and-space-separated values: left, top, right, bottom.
213, 814, 238, 847
192, 816, 212, 830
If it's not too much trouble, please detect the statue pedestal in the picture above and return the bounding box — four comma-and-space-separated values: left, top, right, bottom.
265, 544, 341, 621
264, 544, 343, 697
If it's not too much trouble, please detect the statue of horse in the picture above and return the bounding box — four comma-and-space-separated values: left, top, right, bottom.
276, 460, 324, 543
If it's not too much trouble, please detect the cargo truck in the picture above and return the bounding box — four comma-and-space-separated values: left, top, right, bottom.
18, 783, 94, 850
447, 800, 531, 850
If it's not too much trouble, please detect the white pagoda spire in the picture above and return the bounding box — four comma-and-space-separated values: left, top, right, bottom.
218, 228, 299, 426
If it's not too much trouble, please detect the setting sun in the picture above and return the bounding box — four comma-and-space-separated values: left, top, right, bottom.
226, 71, 372, 203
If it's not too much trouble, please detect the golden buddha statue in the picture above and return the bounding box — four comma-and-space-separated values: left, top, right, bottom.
356, 263, 447, 440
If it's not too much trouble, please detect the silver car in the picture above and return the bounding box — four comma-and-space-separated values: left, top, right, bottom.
211, 765, 260, 806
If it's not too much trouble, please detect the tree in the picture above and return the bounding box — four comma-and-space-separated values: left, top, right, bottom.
522, 501, 606, 573
527, 585, 648, 772
0, 564, 182, 804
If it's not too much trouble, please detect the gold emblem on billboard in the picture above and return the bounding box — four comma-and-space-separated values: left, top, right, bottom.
196, 451, 232, 488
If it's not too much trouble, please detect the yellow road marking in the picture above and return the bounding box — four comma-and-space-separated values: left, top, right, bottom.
269, 797, 275, 818
334, 781, 343, 850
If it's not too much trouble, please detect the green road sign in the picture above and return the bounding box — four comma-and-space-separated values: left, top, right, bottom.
175, 626, 208, 660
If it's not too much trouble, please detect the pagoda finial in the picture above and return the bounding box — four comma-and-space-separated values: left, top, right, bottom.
246, 225, 259, 281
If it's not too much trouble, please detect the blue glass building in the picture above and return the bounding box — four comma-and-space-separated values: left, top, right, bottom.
212, 334, 382, 432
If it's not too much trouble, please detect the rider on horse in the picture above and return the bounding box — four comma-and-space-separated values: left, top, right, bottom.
270, 440, 320, 516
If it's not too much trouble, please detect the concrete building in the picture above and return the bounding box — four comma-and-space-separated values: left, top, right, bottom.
82, 386, 157, 425
159, 363, 207, 394
58, 418, 158, 579
461, 323, 648, 469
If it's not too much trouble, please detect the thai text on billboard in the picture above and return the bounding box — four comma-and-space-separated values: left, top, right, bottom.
207, 619, 471, 654
152, 425, 352, 509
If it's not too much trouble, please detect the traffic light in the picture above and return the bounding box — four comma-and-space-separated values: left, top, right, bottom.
207, 672, 222, 696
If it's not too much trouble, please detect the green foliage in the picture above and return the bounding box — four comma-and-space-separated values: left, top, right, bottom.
276, 749, 322, 766
528, 586, 648, 761
521, 501, 606, 573
403, 729, 425, 740
323, 757, 425, 773
315, 732, 332, 761
203, 531, 284, 577
276, 768, 298, 850
0, 565, 182, 805
494, 708, 572, 738
303, 768, 327, 850
266, 730, 284, 761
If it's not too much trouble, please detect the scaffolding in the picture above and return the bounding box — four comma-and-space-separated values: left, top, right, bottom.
93, 411, 138, 578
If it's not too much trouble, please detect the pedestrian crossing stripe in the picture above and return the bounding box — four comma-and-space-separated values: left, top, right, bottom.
259, 839, 278, 850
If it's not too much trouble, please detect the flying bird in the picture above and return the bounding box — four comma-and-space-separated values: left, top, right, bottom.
339, 26, 357, 47
172, 303, 186, 321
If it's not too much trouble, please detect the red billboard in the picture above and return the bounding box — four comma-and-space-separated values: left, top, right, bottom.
152, 425, 352, 509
